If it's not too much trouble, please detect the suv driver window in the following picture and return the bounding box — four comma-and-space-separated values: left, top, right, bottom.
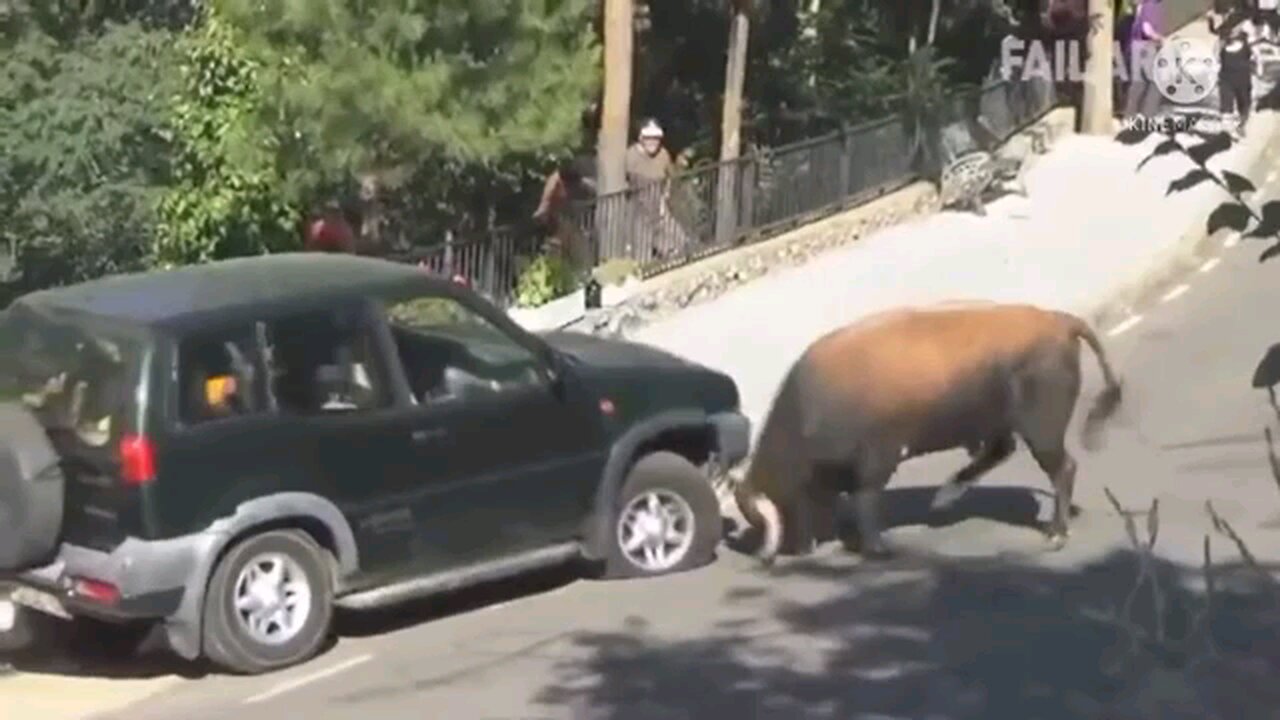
263, 308, 391, 414
384, 294, 542, 404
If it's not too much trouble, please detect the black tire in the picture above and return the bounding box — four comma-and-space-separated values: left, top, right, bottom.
201, 530, 334, 675
600, 451, 722, 580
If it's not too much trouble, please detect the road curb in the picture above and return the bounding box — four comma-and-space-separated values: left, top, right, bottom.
1084, 111, 1280, 334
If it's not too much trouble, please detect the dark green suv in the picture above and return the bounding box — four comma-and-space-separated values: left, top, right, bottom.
0, 253, 748, 674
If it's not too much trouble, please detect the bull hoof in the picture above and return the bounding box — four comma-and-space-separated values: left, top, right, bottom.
1046, 532, 1069, 551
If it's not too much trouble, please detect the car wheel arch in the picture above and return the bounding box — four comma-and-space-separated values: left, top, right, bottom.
163, 492, 358, 661
581, 410, 715, 561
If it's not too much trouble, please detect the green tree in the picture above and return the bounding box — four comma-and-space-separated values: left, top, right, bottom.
154, 14, 300, 266
212, 0, 601, 251
0, 19, 180, 294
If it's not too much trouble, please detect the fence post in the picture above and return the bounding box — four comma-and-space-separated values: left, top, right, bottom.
714, 159, 739, 246
839, 124, 854, 201
482, 233, 497, 299
740, 155, 756, 242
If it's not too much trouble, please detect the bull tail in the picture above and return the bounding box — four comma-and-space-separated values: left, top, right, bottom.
1058, 311, 1123, 450
733, 483, 783, 566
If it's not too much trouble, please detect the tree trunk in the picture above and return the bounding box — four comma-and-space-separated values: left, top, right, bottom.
1081, 0, 1114, 133
715, 0, 750, 246
598, 0, 633, 197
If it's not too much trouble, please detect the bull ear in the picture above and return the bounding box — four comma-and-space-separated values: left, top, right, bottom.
1253, 343, 1280, 389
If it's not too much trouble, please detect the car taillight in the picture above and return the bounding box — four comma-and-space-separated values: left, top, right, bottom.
71, 577, 120, 605
118, 434, 156, 486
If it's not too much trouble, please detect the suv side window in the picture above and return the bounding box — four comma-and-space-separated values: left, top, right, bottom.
178, 329, 263, 426
263, 306, 393, 414
384, 294, 543, 404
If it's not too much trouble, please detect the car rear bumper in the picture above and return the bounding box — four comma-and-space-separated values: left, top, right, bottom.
3, 534, 209, 624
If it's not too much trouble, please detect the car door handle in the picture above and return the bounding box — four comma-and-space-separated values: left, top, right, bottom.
411, 428, 449, 444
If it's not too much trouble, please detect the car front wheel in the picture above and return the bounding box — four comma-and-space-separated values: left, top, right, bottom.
601, 451, 722, 579
201, 530, 334, 675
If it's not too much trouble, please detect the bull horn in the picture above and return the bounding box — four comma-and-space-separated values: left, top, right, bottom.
734, 484, 782, 566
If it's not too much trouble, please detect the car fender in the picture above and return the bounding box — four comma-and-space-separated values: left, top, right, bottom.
580, 410, 713, 560
163, 492, 358, 660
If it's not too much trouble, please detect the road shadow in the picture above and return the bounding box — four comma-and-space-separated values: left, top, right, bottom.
725, 484, 1074, 558
535, 549, 1280, 719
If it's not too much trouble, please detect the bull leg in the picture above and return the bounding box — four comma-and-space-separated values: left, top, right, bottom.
930, 433, 1017, 512
1014, 347, 1083, 550
851, 488, 892, 560
1032, 447, 1077, 549
783, 470, 841, 556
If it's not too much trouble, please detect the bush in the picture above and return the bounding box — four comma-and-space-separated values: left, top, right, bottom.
515, 253, 579, 308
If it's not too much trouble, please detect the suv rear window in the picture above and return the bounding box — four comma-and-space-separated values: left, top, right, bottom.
0, 307, 140, 449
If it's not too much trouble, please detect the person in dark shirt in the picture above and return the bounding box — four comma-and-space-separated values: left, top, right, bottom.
1210, 1, 1257, 138
532, 157, 597, 272
1124, 0, 1167, 120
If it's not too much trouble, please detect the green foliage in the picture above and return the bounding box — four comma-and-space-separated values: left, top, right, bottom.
593, 257, 641, 285
213, 0, 602, 180
0, 20, 179, 292
154, 14, 300, 267
515, 253, 578, 308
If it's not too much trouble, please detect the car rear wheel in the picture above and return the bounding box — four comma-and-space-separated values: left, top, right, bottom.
600, 451, 721, 579
201, 530, 334, 675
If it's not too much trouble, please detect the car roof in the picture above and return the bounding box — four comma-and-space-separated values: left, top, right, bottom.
13, 253, 450, 328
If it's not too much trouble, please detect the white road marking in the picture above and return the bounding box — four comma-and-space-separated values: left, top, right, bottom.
243, 654, 373, 705
1160, 283, 1190, 302
1225, 232, 1241, 248
1107, 315, 1143, 337
1199, 258, 1221, 273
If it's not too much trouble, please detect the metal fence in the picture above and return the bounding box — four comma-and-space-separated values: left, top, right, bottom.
400, 75, 1062, 308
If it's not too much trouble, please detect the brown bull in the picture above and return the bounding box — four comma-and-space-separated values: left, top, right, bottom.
733, 302, 1123, 565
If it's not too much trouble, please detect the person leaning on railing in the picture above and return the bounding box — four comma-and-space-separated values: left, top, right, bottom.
532, 156, 597, 274
624, 119, 690, 260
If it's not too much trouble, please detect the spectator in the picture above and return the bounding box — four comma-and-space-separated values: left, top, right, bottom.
1257, 0, 1279, 41
1124, 0, 1166, 121
533, 156, 596, 273
304, 201, 357, 254
625, 119, 674, 188
1210, 0, 1257, 138
623, 119, 690, 259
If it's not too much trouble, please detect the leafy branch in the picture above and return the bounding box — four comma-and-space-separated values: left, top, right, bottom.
1116, 112, 1280, 263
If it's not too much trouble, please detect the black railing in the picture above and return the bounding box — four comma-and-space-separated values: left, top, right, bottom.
400, 75, 1064, 307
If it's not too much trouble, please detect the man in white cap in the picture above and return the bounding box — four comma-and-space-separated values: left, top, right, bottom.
625, 118, 674, 188
619, 118, 688, 259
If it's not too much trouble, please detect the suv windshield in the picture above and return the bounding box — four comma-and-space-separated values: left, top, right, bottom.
0, 306, 140, 449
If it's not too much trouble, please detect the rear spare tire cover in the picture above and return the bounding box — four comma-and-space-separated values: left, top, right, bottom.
0, 403, 64, 570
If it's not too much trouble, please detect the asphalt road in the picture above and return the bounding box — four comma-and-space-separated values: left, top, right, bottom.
6, 154, 1269, 718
